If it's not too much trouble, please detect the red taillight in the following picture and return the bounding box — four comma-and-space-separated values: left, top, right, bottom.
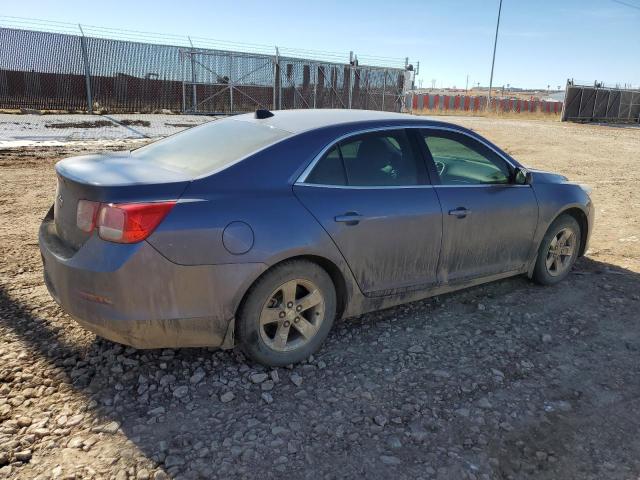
97, 201, 176, 243
76, 200, 175, 243
76, 200, 101, 232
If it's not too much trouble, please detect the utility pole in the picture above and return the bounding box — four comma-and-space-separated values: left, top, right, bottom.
487, 0, 503, 109
465, 74, 469, 92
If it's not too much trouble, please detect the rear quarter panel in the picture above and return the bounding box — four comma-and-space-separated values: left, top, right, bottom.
147, 187, 350, 269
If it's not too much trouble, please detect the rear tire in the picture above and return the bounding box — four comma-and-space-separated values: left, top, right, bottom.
237, 260, 336, 367
532, 214, 581, 286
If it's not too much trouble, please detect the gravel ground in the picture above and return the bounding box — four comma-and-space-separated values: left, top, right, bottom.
0, 117, 639, 480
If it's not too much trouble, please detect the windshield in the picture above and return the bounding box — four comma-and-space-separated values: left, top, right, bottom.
131, 118, 291, 176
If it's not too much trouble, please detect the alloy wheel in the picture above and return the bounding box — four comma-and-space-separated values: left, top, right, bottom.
259, 278, 325, 352
545, 227, 576, 277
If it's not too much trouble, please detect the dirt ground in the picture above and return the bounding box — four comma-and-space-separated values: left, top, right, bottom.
0, 117, 639, 480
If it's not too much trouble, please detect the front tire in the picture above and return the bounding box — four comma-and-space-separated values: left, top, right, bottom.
237, 260, 336, 367
532, 214, 581, 286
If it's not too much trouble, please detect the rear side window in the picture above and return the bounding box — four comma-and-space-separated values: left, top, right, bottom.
305, 129, 425, 186
305, 146, 346, 185
131, 118, 290, 177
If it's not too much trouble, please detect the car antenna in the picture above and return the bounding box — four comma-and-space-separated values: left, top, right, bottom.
255, 109, 274, 119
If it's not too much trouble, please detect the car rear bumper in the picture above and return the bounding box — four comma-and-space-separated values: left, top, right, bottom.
69, 314, 228, 350
39, 212, 267, 349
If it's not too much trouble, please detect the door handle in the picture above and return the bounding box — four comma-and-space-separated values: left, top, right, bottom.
448, 207, 470, 218
335, 212, 363, 226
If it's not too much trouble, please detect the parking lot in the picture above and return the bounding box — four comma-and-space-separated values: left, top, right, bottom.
0, 116, 639, 479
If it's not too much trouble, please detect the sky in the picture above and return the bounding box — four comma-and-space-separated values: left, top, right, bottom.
1, 0, 639, 90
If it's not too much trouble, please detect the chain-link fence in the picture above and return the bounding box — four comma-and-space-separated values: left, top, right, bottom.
562, 80, 640, 123
0, 23, 412, 114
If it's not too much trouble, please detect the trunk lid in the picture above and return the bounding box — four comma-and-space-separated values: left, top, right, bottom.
53, 151, 191, 251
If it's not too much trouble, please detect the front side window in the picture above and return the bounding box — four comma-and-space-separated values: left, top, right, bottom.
306, 130, 425, 186
422, 131, 511, 185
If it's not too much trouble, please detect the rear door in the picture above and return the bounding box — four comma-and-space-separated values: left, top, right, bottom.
294, 129, 443, 296
418, 128, 538, 283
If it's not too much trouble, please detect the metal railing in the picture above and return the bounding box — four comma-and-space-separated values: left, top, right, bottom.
0, 17, 414, 114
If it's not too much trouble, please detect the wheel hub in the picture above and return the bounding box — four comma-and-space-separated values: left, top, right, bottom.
545, 227, 576, 277
259, 278, 325, 352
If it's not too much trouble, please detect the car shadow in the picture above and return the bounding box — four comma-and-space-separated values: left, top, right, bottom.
1, 256, 639, 478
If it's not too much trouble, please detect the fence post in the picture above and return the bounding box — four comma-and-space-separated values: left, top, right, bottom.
560, 79, 569, 121
182, 82, 186, 114
229, 53, 234, 114
348, 51, 353, 109
188, 37, 197, 113
277, 48, 282, 110
272, 47, 278, 110
312, 63, 317, 109
590, 85, 598, 120
382, 70, 387, 111
78, 25, 93, 114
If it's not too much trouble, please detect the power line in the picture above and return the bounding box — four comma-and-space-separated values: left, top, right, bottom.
612, 0, 640, 10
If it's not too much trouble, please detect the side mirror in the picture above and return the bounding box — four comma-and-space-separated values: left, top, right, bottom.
515, 167, 532, 185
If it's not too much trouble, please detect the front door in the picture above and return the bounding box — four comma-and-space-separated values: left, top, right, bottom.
418, 129, 538, 283
294, 129, 443, 295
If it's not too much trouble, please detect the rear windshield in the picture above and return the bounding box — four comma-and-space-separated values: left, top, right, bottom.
131, 118, 291, 176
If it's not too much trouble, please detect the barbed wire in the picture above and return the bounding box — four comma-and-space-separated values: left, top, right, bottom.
570, 79, 640, 91
0, 15, 408, 69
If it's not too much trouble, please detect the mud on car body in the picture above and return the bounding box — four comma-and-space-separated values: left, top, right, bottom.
40, 109, 594, 366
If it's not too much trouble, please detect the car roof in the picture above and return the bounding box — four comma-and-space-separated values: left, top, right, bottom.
231, 109, 447, 134
229, 109, 522, 170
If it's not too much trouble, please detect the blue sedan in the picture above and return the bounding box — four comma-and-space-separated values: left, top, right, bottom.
39, 109, 594, 366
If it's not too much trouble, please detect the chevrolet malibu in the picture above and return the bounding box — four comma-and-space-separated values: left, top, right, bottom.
39, 109, 594, 366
